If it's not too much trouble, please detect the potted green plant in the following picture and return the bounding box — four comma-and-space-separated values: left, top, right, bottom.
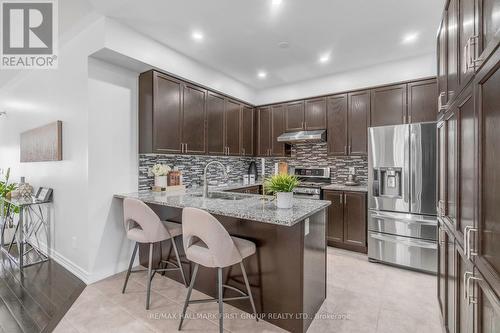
263, 173, 300, 209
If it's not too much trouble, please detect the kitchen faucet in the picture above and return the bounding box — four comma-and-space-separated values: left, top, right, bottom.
203, 161, 228, 198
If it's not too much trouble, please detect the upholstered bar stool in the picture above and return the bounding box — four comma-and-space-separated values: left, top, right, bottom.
122, 197, 187, 310
178, 207, 258, 333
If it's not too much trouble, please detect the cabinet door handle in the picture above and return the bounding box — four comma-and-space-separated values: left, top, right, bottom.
344, 146, 347, 155
348, 145, 351, 155
403, 115, 407, 123
181, 143, 184, 153
408, 115, 411, 123
465, 274, 482, 304
184, 143, 188, 152
463, 271, 474, 300
438, 92, 447, 112
343, 193, 346, 207
466, 227, 478, 259
339, 194, 343, 204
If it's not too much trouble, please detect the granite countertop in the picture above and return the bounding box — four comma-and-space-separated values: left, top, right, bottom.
210, 181, 263, 191
321, 183, 368, 192
114, 189, 330, 227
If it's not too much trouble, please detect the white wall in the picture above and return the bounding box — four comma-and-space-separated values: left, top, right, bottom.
0, 17, 105, 280
87, 57, 139, 282
255, 53, 436, 105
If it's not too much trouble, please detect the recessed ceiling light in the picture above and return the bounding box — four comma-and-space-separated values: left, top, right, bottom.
402, 32, 419, 44
272, 0, 282, 6
257, 71, 267, 79
319, 53, 331, 64
278, 41, 290, 49
191, 31, 204, 41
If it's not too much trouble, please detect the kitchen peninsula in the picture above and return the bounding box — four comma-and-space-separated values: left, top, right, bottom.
115, 188, 330, 333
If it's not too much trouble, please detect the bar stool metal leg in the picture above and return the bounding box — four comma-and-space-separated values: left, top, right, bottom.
122, 242, 138, 294
240, 262, 258, 322
218, 267, 223, 333
172, 238, 188, 287
179, 263, 199, 330
146, 243, 153, 310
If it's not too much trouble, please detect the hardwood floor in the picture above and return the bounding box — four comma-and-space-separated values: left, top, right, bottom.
0, 251, 85, 333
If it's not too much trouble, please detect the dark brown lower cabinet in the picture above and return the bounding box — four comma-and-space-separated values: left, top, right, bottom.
324, 190, 367, 253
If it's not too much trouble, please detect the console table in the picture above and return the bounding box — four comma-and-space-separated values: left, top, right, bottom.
0, 197, 51, 269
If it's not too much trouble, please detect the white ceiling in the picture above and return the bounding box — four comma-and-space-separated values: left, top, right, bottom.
87, 0, 444, 89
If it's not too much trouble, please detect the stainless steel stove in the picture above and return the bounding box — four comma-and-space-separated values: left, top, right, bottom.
290, 167, 331, 200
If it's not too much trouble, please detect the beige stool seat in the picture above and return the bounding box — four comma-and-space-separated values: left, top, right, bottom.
187, 236, 255, 268
122, 198, 188, 310
179, 207, 258, 333
127, 221, 183, 243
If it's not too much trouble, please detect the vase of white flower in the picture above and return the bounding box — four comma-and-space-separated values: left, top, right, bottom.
150, 164, 171, 188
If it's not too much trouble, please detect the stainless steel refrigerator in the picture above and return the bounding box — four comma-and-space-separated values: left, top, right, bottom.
368, 122, 437, 273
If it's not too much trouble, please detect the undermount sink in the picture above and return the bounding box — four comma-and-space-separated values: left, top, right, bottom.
189, 192, 250, 201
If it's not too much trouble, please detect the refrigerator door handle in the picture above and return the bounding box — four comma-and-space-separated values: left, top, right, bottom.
403, 125, 410, 205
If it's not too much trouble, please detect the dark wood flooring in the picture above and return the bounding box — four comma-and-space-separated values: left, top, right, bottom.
0, 251, 85, 333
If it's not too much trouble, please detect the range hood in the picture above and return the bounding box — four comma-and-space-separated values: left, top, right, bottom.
277, 130, 326, 143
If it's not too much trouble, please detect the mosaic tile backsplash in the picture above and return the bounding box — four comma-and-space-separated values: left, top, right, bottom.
139, 142, 367, 191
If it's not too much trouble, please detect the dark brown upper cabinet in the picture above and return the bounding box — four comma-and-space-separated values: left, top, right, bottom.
479, 0, 500, 66
271, 104, 286, 156
182, 84, 206, 154
408, 79, 438, 123
304, 98, 327, 130
459, 0, 478, 89
348, 90, 370, 155
139, 71, 183, 154
285, 99, 326, 131
285, 101, 305, 131
437, 14, 449, 113
224, 99, 241, 155
447, 0, 459, 103
240, 105, 254, 156
326, 94, 348, 155
206, 92, 225, 155
257, 107, 272, 156
370, 83, 407, 126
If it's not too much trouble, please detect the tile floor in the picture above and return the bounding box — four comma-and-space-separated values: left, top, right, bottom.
55, 247, 443, 333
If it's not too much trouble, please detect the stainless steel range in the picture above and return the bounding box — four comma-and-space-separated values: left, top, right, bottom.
290, 167, 331, 200
368, 122, 437, 273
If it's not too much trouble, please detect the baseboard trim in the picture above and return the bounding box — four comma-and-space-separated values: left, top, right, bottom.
50, 249, 90, 285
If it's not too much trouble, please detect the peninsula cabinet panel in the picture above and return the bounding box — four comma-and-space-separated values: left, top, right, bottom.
408, 79, 438, 123
271, 104, 286, 156
285, 101, 305, 132
153, 72, 183, 153
206, 92, 226, 155
304, 98, 327, 130
257, 107, 272, 156
437, 120, 447, 219
241, 105, 254, 156
327, 94, 348, 156
182, 84, 206, 154
225, 99, 241, 155
348, 90, 370, 155
370, 83, 407, 126
477, 54, 500, 282
325, 190, 344, 243
447, 226, 456, 333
